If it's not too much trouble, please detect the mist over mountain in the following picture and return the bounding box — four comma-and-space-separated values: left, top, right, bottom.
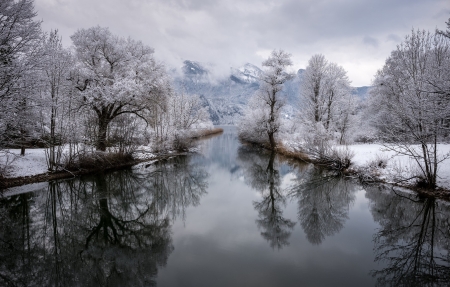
173, 61, 369, 124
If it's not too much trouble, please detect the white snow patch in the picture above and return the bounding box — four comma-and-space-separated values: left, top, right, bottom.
346, 144, 450, 189
1, 149, 49, 177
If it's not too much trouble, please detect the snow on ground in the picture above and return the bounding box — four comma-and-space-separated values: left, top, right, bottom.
1, 145, 158, 178
2, 143, 450, 190
0, 149, 49, 177
283, 139, 450, 189
346, 144, 450, 189
133, 145, 156, 160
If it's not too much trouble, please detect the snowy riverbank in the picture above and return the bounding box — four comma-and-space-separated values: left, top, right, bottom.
0, 128, 223, 180
348, 144, 450, 189
2, 142, 450, 192
281, 141, 450, 190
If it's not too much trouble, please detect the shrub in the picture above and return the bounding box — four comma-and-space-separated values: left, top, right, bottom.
64, 151, 134, 171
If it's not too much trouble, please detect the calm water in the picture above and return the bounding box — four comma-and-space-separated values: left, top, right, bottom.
1, 126, 450, 286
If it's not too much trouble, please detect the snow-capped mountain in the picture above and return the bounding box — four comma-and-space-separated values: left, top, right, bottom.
174, 61, 369, 124
173, 61, 261, 124
230, 63, 262, 84
182, 60, 208, 77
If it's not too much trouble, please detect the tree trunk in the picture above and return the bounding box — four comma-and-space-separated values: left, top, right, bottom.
268, 94, 277, 150
268, 132, 276, 150
49, 102, 56, 170
314, 81, 321, 123
97, 116, 110, 152
325, 90, 333, 131
20, 127, 26, 156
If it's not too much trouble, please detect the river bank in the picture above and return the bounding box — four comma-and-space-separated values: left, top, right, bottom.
241, 139, 450, 201
0, 128, 223, 189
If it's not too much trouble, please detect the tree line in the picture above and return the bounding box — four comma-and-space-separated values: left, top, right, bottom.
238, 19, 450, 189
0, 0, 211, 173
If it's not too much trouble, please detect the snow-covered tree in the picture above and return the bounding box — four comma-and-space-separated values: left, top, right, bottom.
300, 54, 328, 124
0, 0, 41, 102
71, 26, 171, 151
298, 54, 356, 145
38, 30, 74, 170
434, 18, 450, 100
238, 50, 293, 150
0, 0, 42, 155
369, 29, 450, 188
149, 92, 212, 152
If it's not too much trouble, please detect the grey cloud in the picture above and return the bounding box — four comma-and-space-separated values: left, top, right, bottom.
386, 34, 402, 43
34, 0, 449, 86
363, 36, 379, 48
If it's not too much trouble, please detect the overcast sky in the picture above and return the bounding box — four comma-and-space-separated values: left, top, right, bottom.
35, 0, 449, 86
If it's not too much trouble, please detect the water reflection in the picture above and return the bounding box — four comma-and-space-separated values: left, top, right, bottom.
290, 168, 357, 245
198, 126, 240, 172
238, 146, 296, 249
366, 186, 450, 286
0, 155, 208, 287
3, 127, 450, 286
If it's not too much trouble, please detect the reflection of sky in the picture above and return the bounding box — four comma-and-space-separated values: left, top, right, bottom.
157, 129, 382, 286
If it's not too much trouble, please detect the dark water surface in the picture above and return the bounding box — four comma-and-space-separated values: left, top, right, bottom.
1, 126, 450, 286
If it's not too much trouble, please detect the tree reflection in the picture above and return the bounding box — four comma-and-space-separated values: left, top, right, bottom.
290, 167, 356, 245
0, 154, 208, 286
367, 186, 450, 286
238, 146, 296, 249
0, 192, 44, 286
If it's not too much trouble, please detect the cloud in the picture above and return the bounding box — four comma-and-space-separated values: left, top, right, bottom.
34, 0, 450, 86
386, 34, 402, 43
363, 36, 379, 48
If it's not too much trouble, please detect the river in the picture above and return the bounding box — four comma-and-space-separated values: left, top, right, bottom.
1, 126, 449, 286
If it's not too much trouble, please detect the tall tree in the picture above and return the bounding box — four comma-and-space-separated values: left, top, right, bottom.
300, 54, 328, 124
238, 50, 293, 150
71, 26, 171, 151
299, 54, 355, 144
39, 30, 73, 170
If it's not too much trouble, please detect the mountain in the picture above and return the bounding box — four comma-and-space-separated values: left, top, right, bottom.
174, 61, 368, 124
230, 63, 262, 84
353, 86, 371, 100
182, 60, 208, 76
173, 61, 261, 124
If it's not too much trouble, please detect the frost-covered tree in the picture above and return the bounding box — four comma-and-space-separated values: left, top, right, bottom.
437, 17, 450, 39
435, 18, 450, 99
299, 54, 355, 144
238, 50, 293, 150
300, 54, 328, 124
149, 92, 212, 152
38, 30, 74, 170
0, 0, 41, 101
0, 0, 42, 155
369, 29, 450, 188
71, 26, 171, 151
